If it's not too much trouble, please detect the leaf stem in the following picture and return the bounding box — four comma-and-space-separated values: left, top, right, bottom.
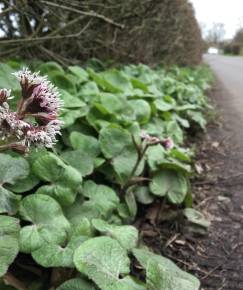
122, 138, 149, 192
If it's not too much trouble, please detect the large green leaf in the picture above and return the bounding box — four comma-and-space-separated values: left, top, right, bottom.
99, 126, 143, 183
57, 278, 95, 290
146, 260, 199, 290
99, 126, 132, 159
60, 89, 86, 109
133, 249, 200, 290
129, 100, 151, 124
105, 276, 146, 290
149, 170, 188, 204
68, 66, 89, 83
19, 194, 70, 253
0, 63, 20, 90
0, 154, 29, 214
61, 150, 95, 176
48, 71, 76, 93
32, 152, 82, 206
146, 145, 165, 171
31, 224, 89, 268
70, 132, 100, 156
92, 219, 138, 250
82, 180, 119, 216
89, 68, 133, 93
74, 237, 130, 289
0, 215, 20, 277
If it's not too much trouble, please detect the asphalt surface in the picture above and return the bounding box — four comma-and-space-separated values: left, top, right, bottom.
204, 54, 243, 121
203, 54, 243, 289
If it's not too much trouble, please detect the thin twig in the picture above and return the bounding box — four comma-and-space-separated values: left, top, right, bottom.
40, 0, 125, 29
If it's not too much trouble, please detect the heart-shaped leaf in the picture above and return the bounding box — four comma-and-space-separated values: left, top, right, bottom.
150, 170, 188, 204
19, 194, 70, 253
92, 219, 138, 250
0, 215, 20, 276
74, 236, 130, 289
0, 154, 29, 214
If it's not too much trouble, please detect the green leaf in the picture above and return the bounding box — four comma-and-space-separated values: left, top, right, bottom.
183, 208, 210, 228
32, 152, 82, 206
134, 186, 154, 205
19, 194, 70, 253
82, 181, 119, 216
6, 172, 40, 193
100, 93, 127, 115
39, 62, 64, 75
105, 276, 146, 290
60, 89, 86, 108
60, 108, 88, 128
0, 187, 21, 215
32, 152, 65, 182
48, 71, 76, 93
70, 132, 100, 156
35, 183, 77, 206
146, 145, 165, 171
73, 237, 130, 289
0, 154, 29, 185
32, 242, 74, 268
166, 121, 184, 144
31, 224, 89, 268
187, 111, 206, 129
77, 81, 100, 101
150, 170, 188, 204
92, 219, 138, 250
154, 99, 174, 112
125, 191, 137, 218
133, 249, 200, 290
146, 260, 200, 290
89, 68, 133, 93
99, 126, 132, 159
129, 100, 151, 124
0, 154, 29, 214
0, 63, 20, 91
0, 215, 20, 277
61, 150, 94, 177
57, 278, 95, 290
68, 66, 89, 83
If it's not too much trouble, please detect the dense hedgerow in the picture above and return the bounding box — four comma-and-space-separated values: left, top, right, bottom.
0, 0, 203, 65
0, 60, 213, 289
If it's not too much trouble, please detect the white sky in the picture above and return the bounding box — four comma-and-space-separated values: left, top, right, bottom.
190, 0, 243, 39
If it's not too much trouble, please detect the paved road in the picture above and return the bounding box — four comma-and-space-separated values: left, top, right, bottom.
204, 54, 243, 119
203, 54, 243, 290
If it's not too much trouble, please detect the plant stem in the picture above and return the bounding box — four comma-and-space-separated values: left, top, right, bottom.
122, 141, 149, 192
3, 272, 28, 290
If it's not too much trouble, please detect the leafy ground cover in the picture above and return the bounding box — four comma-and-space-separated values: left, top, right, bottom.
0, 60, 213, 290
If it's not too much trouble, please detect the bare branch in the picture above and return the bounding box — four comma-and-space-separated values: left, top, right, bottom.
40, 0, 125, 29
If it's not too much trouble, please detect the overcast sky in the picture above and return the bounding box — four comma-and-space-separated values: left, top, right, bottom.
190, 0, 243, 39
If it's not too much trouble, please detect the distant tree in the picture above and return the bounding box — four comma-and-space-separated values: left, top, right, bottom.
206, 23, 225, 46
234, 28, 243, 45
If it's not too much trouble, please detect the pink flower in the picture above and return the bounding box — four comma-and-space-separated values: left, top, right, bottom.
140, 130, 174, 150
0, 68, 63, 152
25, 120, 63, 148
161, 138, 174, 150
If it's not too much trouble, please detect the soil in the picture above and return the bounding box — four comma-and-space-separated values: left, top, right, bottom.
139, 81, 243, 290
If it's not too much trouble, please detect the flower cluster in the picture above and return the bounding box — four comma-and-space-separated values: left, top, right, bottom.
0, 68, 63, 153
140, 130, 174, 150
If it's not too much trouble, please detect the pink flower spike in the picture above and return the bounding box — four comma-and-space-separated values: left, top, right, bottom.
13, 67, 46, 99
